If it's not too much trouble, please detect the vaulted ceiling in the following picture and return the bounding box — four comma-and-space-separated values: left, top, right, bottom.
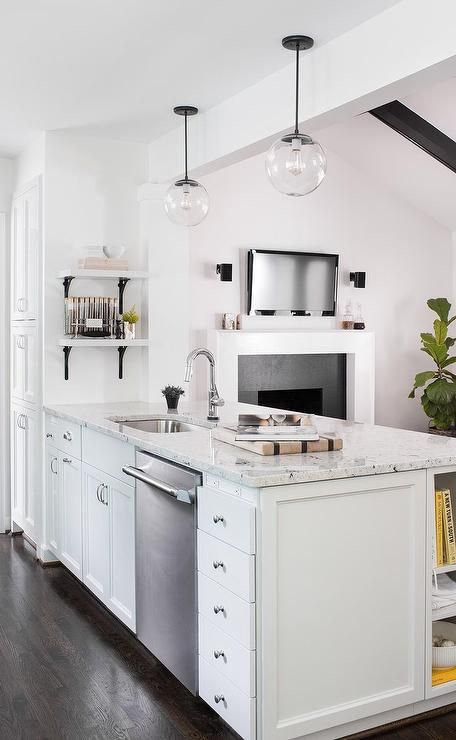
317, 77, 456, 230
0, 0, 400, 156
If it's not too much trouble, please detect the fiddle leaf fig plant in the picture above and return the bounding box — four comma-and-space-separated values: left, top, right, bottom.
409, 298, 456, 430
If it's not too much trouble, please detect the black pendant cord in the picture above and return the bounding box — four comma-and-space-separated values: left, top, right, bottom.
184, 111, 189, 182
294, 44, 300, 136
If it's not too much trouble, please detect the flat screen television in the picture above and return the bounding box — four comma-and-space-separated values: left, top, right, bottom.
247, 249, 338, 316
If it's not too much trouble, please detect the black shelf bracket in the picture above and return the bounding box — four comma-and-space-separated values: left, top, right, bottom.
118, 278, 130, 314
63, 276, 75, 299
63, 346, 72, 380
118, 346, 127, 379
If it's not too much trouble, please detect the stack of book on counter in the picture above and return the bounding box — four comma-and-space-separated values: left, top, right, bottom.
212, 414, 343, 456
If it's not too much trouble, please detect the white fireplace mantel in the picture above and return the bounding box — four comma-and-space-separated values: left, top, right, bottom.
207, 329, 375, 424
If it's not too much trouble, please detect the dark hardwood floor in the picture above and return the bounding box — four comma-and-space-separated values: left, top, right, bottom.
1, 534, 456, 740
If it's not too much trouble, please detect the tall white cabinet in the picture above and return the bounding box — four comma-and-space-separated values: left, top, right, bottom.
10, 177, 42, 545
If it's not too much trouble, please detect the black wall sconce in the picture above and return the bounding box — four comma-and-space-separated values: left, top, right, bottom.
216, 263, 233, 282
349, 271, 366, 288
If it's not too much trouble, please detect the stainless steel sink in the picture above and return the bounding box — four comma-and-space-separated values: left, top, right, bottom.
112, 417, 205, 434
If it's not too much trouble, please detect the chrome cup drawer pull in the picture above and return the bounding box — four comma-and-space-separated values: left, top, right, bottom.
212, 514, 225, 524
214, 694, 225, 704
213, 560, 224, 570
213, 605, 225, 614
213, 649, 225, 659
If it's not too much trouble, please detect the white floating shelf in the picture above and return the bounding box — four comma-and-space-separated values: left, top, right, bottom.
432, 604, 456, 621
58, 269, 149, 279
58, 338, 150, 347
433, 563, 456, 575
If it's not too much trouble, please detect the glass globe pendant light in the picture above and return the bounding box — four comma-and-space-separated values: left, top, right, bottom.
164, 105, 209, 226
266, 36, 326, 196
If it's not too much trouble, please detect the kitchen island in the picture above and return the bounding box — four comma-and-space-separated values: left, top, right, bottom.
42, 401, 456, 740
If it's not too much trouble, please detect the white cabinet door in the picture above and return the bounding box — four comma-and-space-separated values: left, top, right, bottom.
259, 470, 427, 739
11, 403, 38, 543
45, 444, 60, 556
11, 180, 40, 321
60, 455, 82, 578
11, 323, 38, 405
82, 463, 110, 601
107, 477, 135, 630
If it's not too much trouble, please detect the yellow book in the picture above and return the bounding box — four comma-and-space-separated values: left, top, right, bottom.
442, 489, 456, 565
432, 666, 456, 685
435, 491, 444, 567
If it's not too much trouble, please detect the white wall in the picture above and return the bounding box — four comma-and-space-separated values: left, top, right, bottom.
0, 157, 14, 531
13, 133, 45, 190
44, 132, 148, 404
188, 147, 453, 432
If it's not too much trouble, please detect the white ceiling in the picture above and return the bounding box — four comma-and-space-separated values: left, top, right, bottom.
0, 0, 400, 156
317, 77, 456, 231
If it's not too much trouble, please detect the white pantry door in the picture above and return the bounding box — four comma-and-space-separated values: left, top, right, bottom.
259, 470, 426, 739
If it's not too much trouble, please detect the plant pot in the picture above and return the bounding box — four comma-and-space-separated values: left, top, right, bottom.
165, 396, 179, 412
429, 426, 456, 437
124, 322, 136, 340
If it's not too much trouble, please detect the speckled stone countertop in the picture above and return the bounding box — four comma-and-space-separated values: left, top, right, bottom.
44, 401, 456, 488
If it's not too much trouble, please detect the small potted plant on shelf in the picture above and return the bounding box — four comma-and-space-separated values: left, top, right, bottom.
122, 305, 139, 340
161, 385, 185, 412
409, 297, 456, 435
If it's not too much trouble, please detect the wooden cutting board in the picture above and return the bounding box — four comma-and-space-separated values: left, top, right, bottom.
212, 426, 343, 456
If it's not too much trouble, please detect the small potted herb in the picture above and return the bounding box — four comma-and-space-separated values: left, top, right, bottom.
161, 385, 185, 412
122, 305, 139, 340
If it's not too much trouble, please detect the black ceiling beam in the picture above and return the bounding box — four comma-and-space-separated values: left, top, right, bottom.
369, 100, 456, 175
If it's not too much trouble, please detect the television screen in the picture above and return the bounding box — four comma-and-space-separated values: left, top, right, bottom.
247, 249, 338, 315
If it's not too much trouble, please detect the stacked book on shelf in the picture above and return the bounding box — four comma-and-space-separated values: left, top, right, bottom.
78, 257, 129, 270
432, 488, 456, 612
434, 488, 456, 569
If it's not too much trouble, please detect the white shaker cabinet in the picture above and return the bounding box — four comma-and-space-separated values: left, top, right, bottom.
83, 464, 110, 602
11, 179, 40, 321
45, 444, 60, 556
44, 441, 83, 578
82, 462, 135, 630
11, 322, 39, 406
259, 470, 426, 739
60, 455, 83, 578
11, 402, 38, 542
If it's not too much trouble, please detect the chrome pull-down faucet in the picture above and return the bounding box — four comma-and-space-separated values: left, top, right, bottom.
184, 348, 225, 420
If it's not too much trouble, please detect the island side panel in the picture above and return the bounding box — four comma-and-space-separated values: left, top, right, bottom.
258, 470, 426, 739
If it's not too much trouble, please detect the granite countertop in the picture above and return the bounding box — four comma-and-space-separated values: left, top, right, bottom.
44, 401, 456, 488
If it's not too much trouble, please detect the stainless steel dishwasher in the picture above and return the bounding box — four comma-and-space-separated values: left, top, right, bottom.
123, 451, 201, 694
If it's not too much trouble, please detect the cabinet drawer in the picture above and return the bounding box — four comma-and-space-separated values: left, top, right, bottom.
199, 615, 255, 697
198, 531, 255, 602
198, 486, 255, 554
198, 573, 255, 649
82, 427, 134, 484
45, 416, 81, 459
199, 656, 256, 740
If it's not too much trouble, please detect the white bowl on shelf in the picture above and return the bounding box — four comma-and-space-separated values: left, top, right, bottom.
102, 245, 125, 259
433, 621, 456, 670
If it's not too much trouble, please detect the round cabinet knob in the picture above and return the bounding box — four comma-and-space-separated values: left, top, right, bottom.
213, 650, 225, 659
214, 694, 225, 704
212, 514, 225, 524
213, 560, 224, 570
63, 431, 72, 441
213, 605, 225, 614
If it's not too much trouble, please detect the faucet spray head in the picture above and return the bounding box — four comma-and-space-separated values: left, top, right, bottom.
184, 362, 192, 382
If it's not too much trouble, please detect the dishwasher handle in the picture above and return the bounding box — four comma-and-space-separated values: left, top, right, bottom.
122, 465, 195, 504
